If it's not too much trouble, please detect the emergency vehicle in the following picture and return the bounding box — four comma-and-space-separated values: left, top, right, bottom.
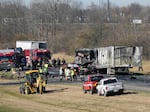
0, 49, 26, 71
24, 49, 51, 67
16, 41, 51, 68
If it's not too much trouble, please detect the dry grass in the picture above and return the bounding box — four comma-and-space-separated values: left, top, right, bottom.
52, 52, 74, 63
0, 84, 150, 112
130, 60, 150, 74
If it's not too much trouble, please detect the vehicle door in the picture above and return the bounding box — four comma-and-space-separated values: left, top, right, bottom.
83, 76, 91, 90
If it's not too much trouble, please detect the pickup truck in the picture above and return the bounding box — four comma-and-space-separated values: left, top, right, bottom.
82, 74, 104, 94
96, 77, 124, 96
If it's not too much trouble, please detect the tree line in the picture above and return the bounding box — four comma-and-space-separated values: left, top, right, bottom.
0, 0, 149, 59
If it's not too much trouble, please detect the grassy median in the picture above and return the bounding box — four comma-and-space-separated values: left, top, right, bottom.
0, 84, 150, 112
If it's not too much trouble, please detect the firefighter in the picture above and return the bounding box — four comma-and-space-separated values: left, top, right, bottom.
74, 68, 77, 81
37, 58, 43, 69
32, 59, 38, 70
61, 58, 66, 65
56, 58, 61, 67
43, 63, 49, 73
59, 66, 63, 81
52, 58, 56, 67
43, 63, 49, 83
70, 67, 75, 81
31, 59, 36, 70
65, 67, 71, 81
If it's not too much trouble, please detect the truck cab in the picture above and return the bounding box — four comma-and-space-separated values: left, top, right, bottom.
0, 49, 26, 71
24, 49, 51, 68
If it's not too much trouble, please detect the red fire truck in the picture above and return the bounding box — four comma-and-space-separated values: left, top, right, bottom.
0, 49, 26, 71
24, 49, 51, 68
16, 41, 51, 68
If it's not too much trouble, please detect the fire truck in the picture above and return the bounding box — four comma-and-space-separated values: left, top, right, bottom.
0, 49, 26, 71
24, 49, 51, 67
16, 41, 51, 68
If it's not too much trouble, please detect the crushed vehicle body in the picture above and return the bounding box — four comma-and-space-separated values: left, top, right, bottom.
75, 48, 95, 66
75, 46, 143, 74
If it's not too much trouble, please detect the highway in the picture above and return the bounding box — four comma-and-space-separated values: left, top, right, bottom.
0, 74, 150, 92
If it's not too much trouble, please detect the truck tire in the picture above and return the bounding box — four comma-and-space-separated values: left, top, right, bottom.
25, 87, 30, 94
20, 87, 24, 94
104, 90, 107, 97
97, 91, 101, 96
42, 87, 46, 92
20, 85, 25, 94
84, 90, 87, 94
102, 89, 107, 96
90, 89, 93, 94
119, 89, 124, 94
82, 86, 87, 94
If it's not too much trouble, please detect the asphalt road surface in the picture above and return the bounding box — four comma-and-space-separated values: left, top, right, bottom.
0, 74, 150, 92
117, 75, 150, 92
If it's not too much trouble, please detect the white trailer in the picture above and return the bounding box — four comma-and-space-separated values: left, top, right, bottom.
16, 41, 47, 50
93, 46, 143, 74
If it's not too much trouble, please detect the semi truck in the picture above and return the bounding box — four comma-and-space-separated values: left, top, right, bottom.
16, 41, 51, 67
75, 46, 143, 74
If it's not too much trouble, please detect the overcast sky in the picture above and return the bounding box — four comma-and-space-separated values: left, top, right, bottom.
23, 0, 150, 8
80, 0, 150, 7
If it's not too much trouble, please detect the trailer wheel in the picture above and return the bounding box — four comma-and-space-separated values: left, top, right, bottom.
103, 90, 107, 97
